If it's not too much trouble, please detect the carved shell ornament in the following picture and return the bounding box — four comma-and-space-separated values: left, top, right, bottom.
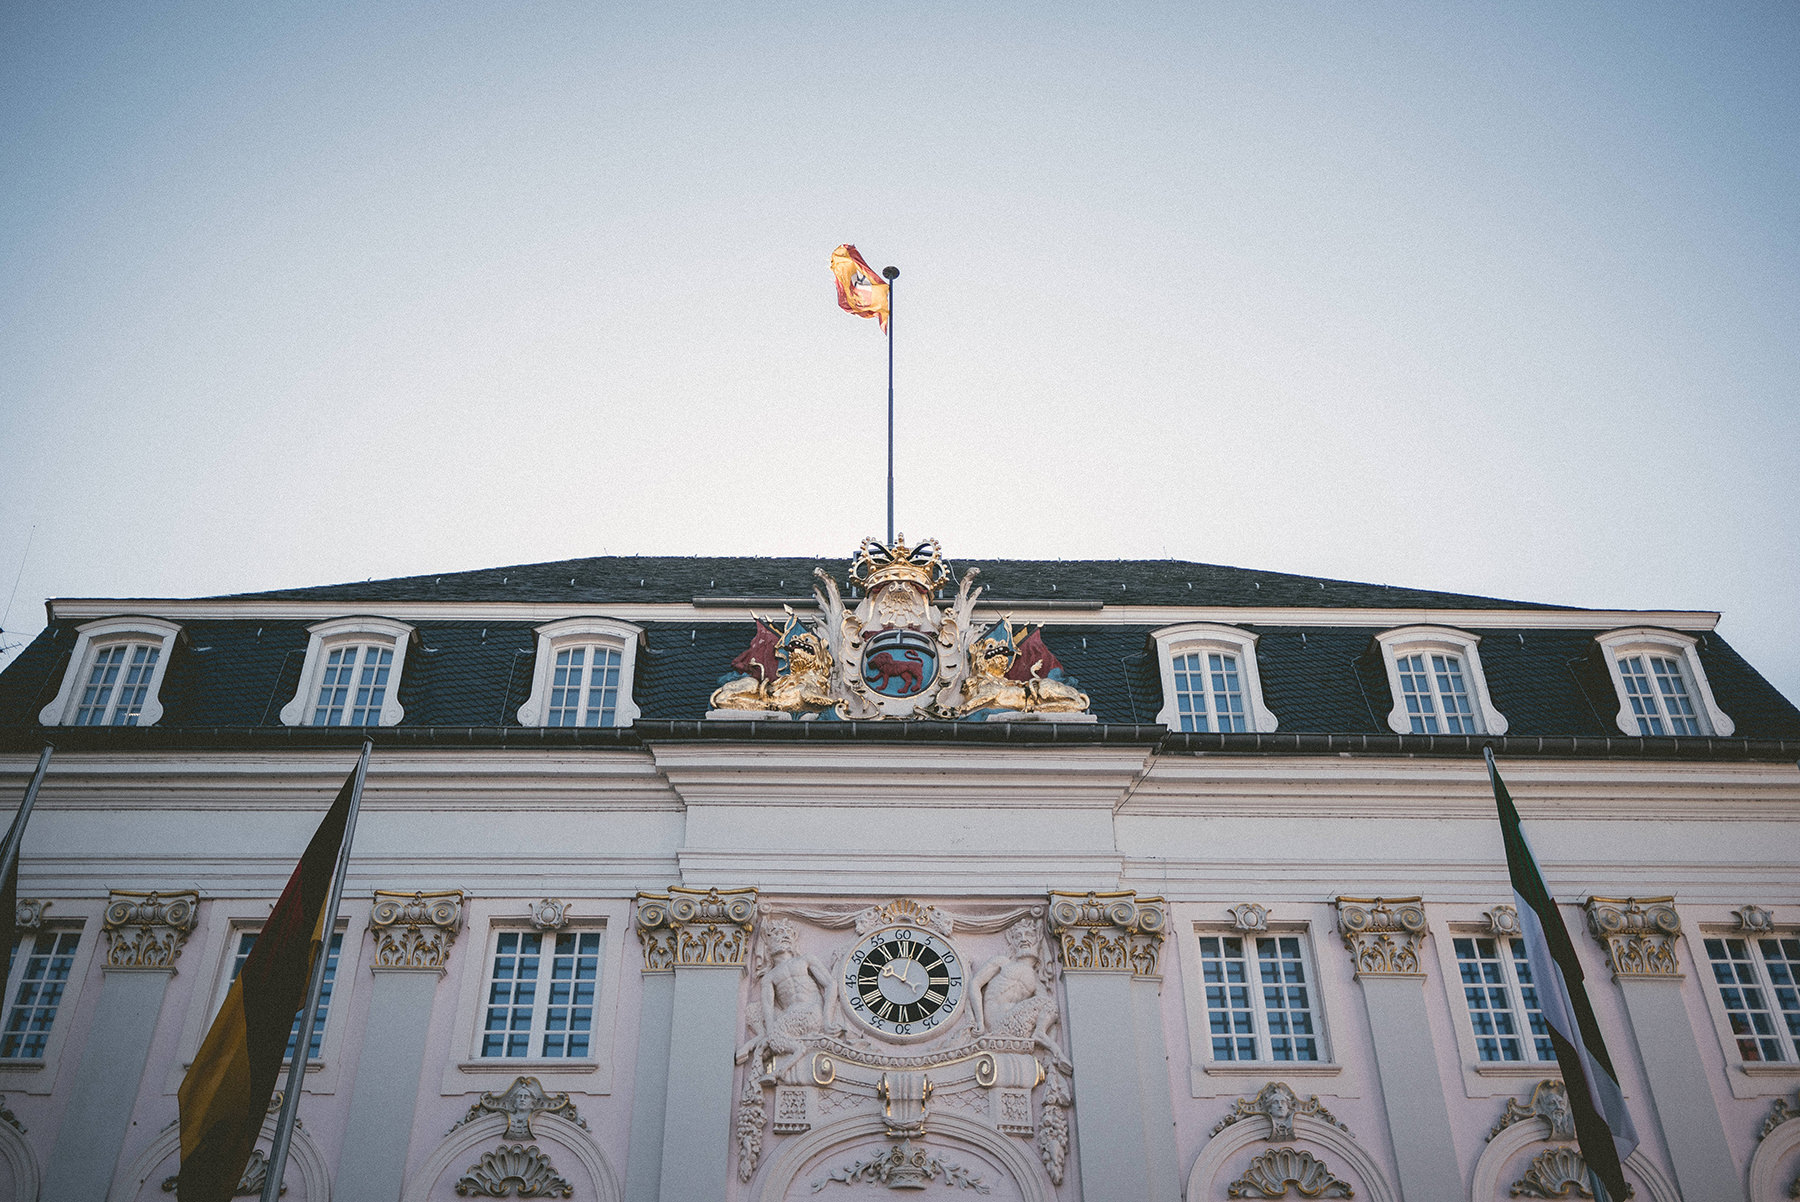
1228, 1147, 1354, 1198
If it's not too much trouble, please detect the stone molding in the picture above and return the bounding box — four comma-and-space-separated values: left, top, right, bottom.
1483, 904, 1522, 938
370, 889, 465, 971
14, 899, 47, 934
1584, 896, 1682, 980
527, 898, 570, 931
1046, 890, 1166, 976
634, 887, 757, 970
103, 889, 199, 969
1227, 903, 1270, 933
1334, 896, 1427, 978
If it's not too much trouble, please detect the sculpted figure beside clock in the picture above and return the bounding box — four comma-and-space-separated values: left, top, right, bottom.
968, 917, 1068, 1066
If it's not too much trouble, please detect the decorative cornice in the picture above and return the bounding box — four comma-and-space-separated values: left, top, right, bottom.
1489, 1079, 1575, 1143
451, 1076, 587, 1140
1585, 896, 1682, 980
1046, 890, 1166, 976
527, 898, 570, 931
369, 889, 464, 970
1211, 1082, 1350, 1142
103, 889, 199, 969
634, 887, 757, 970
14, 899, 47, 933
453, 1143, 572, 1198
1226, 903, 1270, 933
1227, 1146, 1353, 1198
1334, 896, 1428, 978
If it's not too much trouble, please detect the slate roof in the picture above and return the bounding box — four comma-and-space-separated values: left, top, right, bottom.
5, 556, 1796, 740
213, 555, 1566, 610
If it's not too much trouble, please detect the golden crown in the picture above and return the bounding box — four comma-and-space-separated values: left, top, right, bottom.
848, 534, 950, 593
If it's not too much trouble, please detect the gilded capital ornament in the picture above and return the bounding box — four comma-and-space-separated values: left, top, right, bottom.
103, 889, 199, 969
1584, 896, 1682, 980
634, 887, 757, 970
1335, 896, 1428, 978
1046, 890, 1166, 977
369, 889, 465, 970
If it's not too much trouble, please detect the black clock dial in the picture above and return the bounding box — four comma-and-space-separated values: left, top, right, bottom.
840, 927, 965, 1039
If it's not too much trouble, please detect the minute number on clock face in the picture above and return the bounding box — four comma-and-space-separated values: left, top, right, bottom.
842, 927, 963, 1037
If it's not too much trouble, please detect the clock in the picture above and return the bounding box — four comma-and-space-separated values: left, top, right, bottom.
840, 925, 965, 1040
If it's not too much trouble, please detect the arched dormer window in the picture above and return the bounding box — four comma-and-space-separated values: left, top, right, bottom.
516, 617, 643, 728
1595, 627, 1732, 737
1152, 624, 1277, 733
39, 616, 183, 727
1374, 626, 1507, 736
278, 616, 415, 727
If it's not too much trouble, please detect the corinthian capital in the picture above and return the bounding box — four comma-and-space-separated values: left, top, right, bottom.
1585, 896, 1682, 980
635, 887, 757, 970
1046, 890, 1167, 977
370, 889, 465, 970
1335, 896, 1428, 978
103, 889, 200, 969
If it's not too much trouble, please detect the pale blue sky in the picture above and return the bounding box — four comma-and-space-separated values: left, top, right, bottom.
2, 3, 1796, 703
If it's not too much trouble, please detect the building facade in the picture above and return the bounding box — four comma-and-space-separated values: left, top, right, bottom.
0, 537, 1797, 1202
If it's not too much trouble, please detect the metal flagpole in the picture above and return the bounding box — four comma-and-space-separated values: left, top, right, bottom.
883, 264, 898, 546
1, 745, 53, 934
261, 739, 371, 1202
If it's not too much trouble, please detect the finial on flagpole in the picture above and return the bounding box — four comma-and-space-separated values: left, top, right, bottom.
883, 266, 898, 280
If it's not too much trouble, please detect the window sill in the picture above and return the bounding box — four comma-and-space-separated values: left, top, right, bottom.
0, 1060, 45, 1073
1202, 1062, 1342, 1076
1472, 1061, 1561, 1077
458, 1058, 599, 1075
1738, 1062, 1800, 1078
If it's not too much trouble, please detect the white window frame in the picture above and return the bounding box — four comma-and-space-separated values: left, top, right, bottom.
1697, 923, 1800, 1071
1448, 931, 1556, 1067
211, 925, 348, 1063
1177, 916, 1341, 1096
0, 913, 99, 1095
1152, 624, 1277, 733
278, 616, 414, 727
439, 900, 627, 1096
1595, 628, 1732, 737
39, 616, 183, 727
1375, 626, 1507, 736
515, 617, 642, 728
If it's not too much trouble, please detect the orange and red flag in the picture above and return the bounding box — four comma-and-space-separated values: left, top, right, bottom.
830, 244, 890, 332
177, 769, 354, 1202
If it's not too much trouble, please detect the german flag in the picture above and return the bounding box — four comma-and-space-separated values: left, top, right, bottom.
177, 766, 354, 1202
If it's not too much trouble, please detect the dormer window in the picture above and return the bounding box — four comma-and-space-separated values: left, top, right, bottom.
1595, 628, 1732, 737
1152, 624, 1277, 733
1374, 626, 1507, 736
39, 616, 183, 727
516, 617, 642, 729
278, 617, 415, 727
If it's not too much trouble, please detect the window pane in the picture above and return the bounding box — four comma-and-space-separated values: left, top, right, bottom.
1199, 935, 1255, 1060
1456, 937, 1524, 1061
1, 931, 81, 1058
541, 932, 602, 1057
1256, 936, 1318, 1061
482, 933, 543, 1058
1706, 937, 1783, 1061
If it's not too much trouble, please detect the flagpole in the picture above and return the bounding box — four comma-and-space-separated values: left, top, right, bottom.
1, 744, 53, 890
883, 264, 898, 546
261, 739, 370, 1202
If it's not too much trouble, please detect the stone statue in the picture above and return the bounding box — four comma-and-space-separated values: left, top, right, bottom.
967, 918, 1066, 1064
737, 918, 841, 1078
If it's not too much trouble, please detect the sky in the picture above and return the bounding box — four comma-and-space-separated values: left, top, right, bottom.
1, 2, 1796, 704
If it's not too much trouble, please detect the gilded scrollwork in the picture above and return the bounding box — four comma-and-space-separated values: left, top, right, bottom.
634, 886, 756, 970
1334, 897, 1428, 978
103, 889, 199, 969
369, 889, 464, 970
1047, 890, 1167, 977
1584, 896, 1682, 979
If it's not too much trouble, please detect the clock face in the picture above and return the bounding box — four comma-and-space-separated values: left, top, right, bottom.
841, 926, 965, 1039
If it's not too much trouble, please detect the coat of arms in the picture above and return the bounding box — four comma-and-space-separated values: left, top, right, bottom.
709, 536, 1092, 721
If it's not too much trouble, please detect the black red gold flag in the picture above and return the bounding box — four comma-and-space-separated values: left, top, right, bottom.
176, 767, 354, 1202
